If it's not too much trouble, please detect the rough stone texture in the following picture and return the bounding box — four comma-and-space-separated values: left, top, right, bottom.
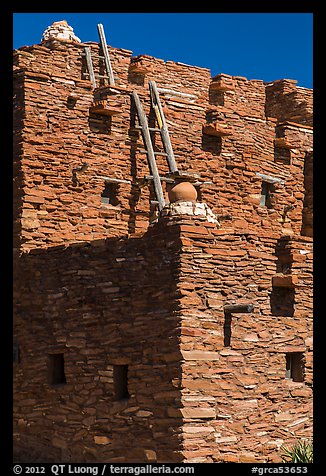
14, 223, 185, 463
175, 221, 312, 463
161, 201, 219, 224
13, 26, 313, 463
41, 20, 81, 44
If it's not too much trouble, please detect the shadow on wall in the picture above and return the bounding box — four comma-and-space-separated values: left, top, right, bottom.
301, 150, 313, 238
127, 99, 142, 234
13, 227, 184, 463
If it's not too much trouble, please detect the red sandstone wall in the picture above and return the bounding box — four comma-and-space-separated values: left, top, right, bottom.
13, 214, 313, 463
13, 40, 313, 252
174, 219, 312, 463
13, 75, 25, 249
265, 80, 313, 126
14, 222, 185, 463
13, 35, 313, 464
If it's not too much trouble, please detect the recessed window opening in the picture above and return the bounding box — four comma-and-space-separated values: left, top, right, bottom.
223, 313, 232, 347
208, 89, 225, 107
260, 181, 272, 208
202, 133, 222, 155
285, 352, 305, 382
270, 286, 295, 317
275, 238, 292, 274
101, 182, 119, 206
48, 353, 67, 385
274, 147, 291, 165
128, 71, 145, 87
113, 364, 130, 400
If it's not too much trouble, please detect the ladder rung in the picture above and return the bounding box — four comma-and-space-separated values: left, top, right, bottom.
133, 125, 174, 134
84, 72, 111, 80
144, 175, 175, 183
139, 149, 168, 156
82, 53, 107, 60
149, 81, 178, 173
133, 125, 161, 132
138, 150, 181, 159
95, 74, 111, 80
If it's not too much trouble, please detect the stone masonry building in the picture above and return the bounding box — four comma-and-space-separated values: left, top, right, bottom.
13, 21, 313, 463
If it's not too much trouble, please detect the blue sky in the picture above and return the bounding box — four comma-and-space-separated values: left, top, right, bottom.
13, 13, 313, 88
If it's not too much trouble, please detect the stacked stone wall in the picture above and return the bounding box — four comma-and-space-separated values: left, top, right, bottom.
13, 29, 313, 463
13, 215, 313, 462
13, 39, 312, 252
174, 219, 313, 462
14, 222, 185, 463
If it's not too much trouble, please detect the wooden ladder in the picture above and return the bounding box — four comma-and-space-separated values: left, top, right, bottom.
149, 81, 178, 174
132, 82, 179, 211
83, 23, 115, 89
84, 26, 179, 211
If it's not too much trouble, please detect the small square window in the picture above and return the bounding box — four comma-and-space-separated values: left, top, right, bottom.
274, 147, 291, 165
48, 353, 67, 385
113, 364, 129, 400
285, 352, 305, 382
270, 287, 295, 317
101, 182, 119, 206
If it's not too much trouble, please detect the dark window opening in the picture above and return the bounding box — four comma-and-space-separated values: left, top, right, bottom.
270, 286, 295, 317
260, 181, 273, 208
48, 353, 67, 385
275, 237, 292, 274
301, 211, 313, 238
285, 352, 305, 382
128, 71, 145, 87
274, 147, 291, 165
208, 89, 225, 107
101, 182, 119, 206
223, 313, 232, 347
201, 133, 222, 156
67, 96, 77, 109
113, 365, 130, 400
88, 113, 112, 134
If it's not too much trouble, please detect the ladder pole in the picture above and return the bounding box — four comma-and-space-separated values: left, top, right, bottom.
97, 23, 115, 86
132, 92, 165, 211
149, 81, 178, 173
84, 46, 96, 89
